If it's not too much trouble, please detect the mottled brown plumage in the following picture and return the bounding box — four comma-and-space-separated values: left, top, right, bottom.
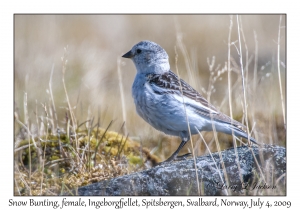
147, 70, 245, 130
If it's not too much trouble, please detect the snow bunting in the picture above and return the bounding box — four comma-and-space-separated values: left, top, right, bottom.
122, 40, 258, 163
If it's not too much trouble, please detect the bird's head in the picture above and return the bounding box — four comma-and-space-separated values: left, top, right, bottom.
122, 40, 170, 74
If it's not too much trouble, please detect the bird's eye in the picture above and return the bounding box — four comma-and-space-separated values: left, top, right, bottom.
136, 49, 142, 54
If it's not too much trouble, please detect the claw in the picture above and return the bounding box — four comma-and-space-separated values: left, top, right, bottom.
154, 152, 192, 166
176, 153, 192, 160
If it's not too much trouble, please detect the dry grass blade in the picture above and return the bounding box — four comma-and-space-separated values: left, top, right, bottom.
117, 134, 129, 158
93, 120, 114, 164
174, 40, 201, 196
195, 127, 228, 195
117, 57, 127, 135
277, 15, 286, 128
23, 92, 32, 195
49, 64, 58, 131
236, 15, 251, 145
236, 15, 266, 183
227, 15, 245, 186
61, 46, 78, 151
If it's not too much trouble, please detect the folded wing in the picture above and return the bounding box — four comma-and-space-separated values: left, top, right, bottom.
147, 70, 246, 130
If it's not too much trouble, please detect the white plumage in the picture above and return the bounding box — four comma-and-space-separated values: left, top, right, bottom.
122, 40, 258, 163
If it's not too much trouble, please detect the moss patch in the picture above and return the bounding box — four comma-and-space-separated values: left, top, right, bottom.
14, 128, 160, 195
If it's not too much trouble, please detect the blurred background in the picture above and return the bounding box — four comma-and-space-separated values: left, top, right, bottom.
14, 15, 286, 160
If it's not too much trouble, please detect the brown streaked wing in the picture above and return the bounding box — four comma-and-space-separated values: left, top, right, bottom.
147, 71, 246, 129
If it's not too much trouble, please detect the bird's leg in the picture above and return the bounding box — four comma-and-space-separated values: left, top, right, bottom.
175, 132, 192, 160
164, 140, 188, 162
155, 132, 191, 166
155, 141, 187, 166
175, 134, 192, 160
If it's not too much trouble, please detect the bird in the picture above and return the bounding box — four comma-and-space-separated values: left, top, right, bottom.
122, 40, 258, 164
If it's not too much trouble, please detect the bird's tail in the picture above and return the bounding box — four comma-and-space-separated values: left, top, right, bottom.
232, 126, 260, 145
221, 124, 260, 145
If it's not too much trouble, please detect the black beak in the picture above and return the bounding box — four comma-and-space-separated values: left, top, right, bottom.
122, 50, 133, 58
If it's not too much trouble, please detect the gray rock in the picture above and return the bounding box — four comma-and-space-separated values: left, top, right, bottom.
77, 144, 286, 195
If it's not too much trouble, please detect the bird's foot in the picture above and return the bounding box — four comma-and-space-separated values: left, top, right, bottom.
154, 153, 192, 167
176, 153, 192, 160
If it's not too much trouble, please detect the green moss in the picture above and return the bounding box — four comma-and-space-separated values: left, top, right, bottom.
127, 153, 143, 165
14, 127, 159, 195
50, 155, 60, 161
